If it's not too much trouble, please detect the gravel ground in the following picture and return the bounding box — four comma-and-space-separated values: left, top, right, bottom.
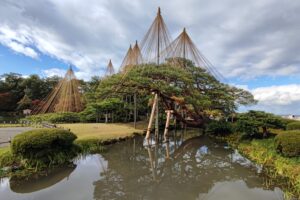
0, 127, 34, 147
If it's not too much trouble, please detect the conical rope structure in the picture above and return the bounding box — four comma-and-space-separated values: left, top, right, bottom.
140, 7, 172, 65
120, 45, 134, 73
120, 41, 143, 74
32, 66, 84, 114
163, 28, 224, 81
105, 59, 115, 76
132, 41, 143, 66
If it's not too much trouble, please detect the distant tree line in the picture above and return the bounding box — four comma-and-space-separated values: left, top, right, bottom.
0, 73, 101, 113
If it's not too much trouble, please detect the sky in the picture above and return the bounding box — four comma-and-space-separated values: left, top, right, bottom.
0, 0, 299, 114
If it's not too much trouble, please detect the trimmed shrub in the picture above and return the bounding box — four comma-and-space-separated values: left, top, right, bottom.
23, 112, 80, 123
206, 121, 233, 136
275, 131, 300, 157
11, 129, 78, 167
286, 122, 300, 131
235, 120, 260, 139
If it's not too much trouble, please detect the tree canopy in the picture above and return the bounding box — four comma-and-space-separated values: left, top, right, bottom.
87, 60, 256, 126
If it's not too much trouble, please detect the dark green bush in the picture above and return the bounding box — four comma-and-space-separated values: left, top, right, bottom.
235, 119, 260, 139
11, 129, 78, 167
206, 121, 233, 136
275, 131, 300, 157
286, 122, 300, 130
23, 112, 80, 123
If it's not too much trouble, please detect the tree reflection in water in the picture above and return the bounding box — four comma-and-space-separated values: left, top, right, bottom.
93, 131, 283, 200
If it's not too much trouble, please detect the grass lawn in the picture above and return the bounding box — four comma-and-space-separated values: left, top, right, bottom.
0, 124, 29, 128
59, 122, 146, 140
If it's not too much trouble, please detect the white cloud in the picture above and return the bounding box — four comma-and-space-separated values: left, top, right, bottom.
252, 85, 300, 106
0, 0, 299, 79
241, 84, 300, 114
42, 68, 66, 77
0, 25, 38, 58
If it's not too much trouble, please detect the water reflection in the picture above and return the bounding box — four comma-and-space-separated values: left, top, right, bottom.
94, 133, 284, 200
10, 166, 76, 193
0, 131, 285, 200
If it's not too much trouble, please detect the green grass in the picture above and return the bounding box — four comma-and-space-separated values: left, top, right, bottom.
59, 122, 145, 140
236, 137, 300, 199
60, 122, 146, 154
0, 146, 16, 169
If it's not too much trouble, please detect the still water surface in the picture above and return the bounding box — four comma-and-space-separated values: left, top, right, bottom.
0, 132, 284, 200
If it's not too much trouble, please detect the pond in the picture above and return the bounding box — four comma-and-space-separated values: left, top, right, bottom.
0, 130, 285, 200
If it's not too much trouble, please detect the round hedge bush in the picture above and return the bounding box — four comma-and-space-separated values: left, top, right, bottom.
11, 129, 78, 166
275, 131, 300, 157
286, 122, 300, 130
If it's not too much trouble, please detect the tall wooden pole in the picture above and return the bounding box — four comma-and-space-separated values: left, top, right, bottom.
163, 110, 173, 142
183, 28, 186, 59
146, 93, 158, 140
134, 93, 137, 129
155, 97, 159, 139
155, 8, 161, 138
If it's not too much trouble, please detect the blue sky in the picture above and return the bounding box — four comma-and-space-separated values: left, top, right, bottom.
0, 45, 70, 77
0, 0, 299, 114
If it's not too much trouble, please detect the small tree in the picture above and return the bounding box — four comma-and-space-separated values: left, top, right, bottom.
17, 94, 32, 111
236, 110, 284, 138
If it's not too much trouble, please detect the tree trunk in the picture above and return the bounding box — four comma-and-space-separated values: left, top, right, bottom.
262, 126, 268, 138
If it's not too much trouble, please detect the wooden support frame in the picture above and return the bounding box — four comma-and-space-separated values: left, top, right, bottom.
163, 110, 173, 142
146, 93, 158, 140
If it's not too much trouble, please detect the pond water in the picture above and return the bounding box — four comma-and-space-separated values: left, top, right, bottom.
0, 131, 285, 200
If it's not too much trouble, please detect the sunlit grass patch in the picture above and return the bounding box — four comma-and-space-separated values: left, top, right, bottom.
59, 122, 145, 140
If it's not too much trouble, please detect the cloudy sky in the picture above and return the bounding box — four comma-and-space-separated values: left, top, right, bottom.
0, 0, 299, 114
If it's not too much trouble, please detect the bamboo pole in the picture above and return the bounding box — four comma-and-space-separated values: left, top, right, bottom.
163, 110, 173, 142
146, 93, 158, 140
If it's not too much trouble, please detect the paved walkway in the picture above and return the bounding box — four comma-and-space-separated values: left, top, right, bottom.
0, 127, 34, 147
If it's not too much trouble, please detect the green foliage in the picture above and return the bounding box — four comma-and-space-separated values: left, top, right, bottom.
206, 121, 233, 136
24, 112, 80, 123
80, 98, 124, 122
235, 119, 260, 138
236, 110, 284, 138
275, 131, 300, 157
88, 62, 256, 124
11, 129, 78, 167
286, 122, 300, 130
0, 73, 61, 112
